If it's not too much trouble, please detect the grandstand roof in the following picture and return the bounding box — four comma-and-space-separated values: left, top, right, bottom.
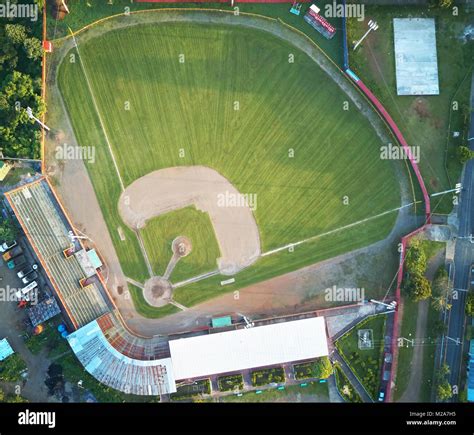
6, 179, 110, 328
68, 316, 176, 395
169, 316, 328, 380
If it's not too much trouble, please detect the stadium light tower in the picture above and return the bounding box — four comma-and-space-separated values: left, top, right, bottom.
26, 107, 50, 131
353, 20, 379, 51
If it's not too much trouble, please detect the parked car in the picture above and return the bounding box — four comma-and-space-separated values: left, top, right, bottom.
21, 271, 38, 285
2, 245, 23, 261
17, 264, 38, 279
7, 255, 26, 269
378, 389, 385, 402
0, 240, 17, 253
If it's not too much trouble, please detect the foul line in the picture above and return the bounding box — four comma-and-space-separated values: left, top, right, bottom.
69, 29, 125, 191
261, 202, 414, 257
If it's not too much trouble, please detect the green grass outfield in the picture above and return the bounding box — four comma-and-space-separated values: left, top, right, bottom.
58, 19, 401, 306
141, 206, 221, 283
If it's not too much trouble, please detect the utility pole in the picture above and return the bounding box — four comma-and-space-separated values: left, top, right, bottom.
26, 107, 50, 131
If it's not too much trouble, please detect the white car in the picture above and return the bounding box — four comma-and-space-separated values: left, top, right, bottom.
0, 240, 17, 253
17, 264, 38, 279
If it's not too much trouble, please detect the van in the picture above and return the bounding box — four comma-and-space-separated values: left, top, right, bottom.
15, 281, 38, 300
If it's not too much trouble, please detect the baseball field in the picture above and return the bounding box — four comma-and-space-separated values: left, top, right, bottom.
57, 19, 401, 307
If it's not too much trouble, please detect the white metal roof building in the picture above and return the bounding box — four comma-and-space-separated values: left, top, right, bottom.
393, 18, 439, 95
169, 316, 328, 380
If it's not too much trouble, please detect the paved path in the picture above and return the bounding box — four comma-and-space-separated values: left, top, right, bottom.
327, 373, 344, 403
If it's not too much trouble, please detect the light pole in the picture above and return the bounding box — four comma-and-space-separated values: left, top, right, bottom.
353, 20, 379, 51
26, 107, 50, 131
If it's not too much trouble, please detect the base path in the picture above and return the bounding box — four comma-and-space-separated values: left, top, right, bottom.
118, 166, 261, 276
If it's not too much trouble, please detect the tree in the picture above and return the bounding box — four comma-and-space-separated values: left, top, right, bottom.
432, 295, 452, 312
407, 274, 432, 301
22, 38, 43, 60
457, 146, 474, 164
5, 24, 28, 45
313, 356, 333, 379
436, 363, 450, 382
405, 240, 427, 276
0, 219, 17, 243
432, 319, 447, 336
466, 293, 474, 317
433, 266, 449, 295
437, 381, 453, 401
0, 71, 45, 158
438, 0, 454, 8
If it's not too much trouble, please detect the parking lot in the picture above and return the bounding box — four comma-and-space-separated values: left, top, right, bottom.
0, 231, 62, 402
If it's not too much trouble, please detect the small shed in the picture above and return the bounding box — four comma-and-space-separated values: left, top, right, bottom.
211, 316, 232, 328
0, 161, 12, 181
0, 338, 14, 361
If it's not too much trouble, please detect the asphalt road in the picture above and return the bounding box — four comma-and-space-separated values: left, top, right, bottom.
442, 72, 474, 400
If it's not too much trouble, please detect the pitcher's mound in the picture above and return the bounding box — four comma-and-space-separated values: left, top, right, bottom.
172, 236, 192, 257
143, 276, 172, 307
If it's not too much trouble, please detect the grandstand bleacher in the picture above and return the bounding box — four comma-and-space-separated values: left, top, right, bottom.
6, 179, 110, 328
304, 6, 336, 40
68, 314, 176, 395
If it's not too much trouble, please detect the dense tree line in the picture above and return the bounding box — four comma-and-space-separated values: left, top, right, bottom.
0, 0, 44, 159
403, 240, 432, 301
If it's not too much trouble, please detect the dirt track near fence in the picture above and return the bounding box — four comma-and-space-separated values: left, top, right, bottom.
46, 9, 412, 337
